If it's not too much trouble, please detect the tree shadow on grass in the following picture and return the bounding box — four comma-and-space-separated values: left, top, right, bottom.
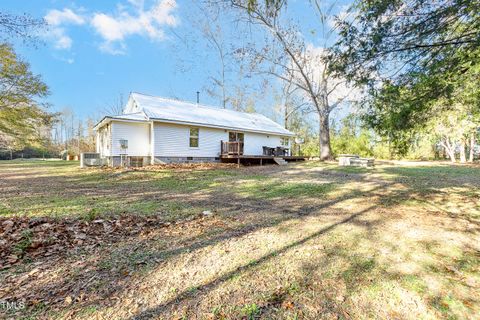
3, 180, 394, 319
379, 165, 480, 188
4, 162, 479, 318
129, 206, 376, 320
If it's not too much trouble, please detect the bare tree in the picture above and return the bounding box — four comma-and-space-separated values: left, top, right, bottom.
228, 80, 265, 112
227, 0, 353, 160
276, 73, 309, 130
49, 108, 97, 156
102, 93, 125, 115
85, 117, 96, 151
172, 2, 264, 111
201, 15, 229, 108
175, 3, 234, 109
0, 12, 45, 44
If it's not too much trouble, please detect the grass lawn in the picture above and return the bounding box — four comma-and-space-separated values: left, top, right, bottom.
0, 160, 479, 319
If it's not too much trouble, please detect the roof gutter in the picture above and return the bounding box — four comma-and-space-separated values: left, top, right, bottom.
93, 116, 149, 131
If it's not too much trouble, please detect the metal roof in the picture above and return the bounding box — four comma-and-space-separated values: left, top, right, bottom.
130, 92, 294, 136
93, 112, 148, 131
110, 112, 147, 121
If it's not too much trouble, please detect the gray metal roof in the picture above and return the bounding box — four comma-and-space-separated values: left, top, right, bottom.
130, 93, 294, 136
110, 112, 147, 121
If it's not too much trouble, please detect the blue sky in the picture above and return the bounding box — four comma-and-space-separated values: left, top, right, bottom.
3, 0, 350, 122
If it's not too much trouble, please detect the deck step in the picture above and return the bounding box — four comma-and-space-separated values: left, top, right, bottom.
273, 157, 288, 165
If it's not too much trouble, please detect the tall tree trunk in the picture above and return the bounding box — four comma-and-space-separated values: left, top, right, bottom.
319, 112, 332, 160
388, 133, 393, 160
221, 54, 226, 109
469, 134, 475, 162
460, 139, 467, 163
441, 138, 456, 163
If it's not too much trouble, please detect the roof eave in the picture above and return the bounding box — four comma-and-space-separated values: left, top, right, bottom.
93, 115, 149, 131
93, 116, 109, 131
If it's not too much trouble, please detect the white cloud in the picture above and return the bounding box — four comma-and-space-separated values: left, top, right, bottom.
127, 0, 145, 10
57, 56, 75, 64
50, 28, 73, 49
45, 8, 85, 26
91, 0, 178, 54
43, 1, 178, 54
99, 41, 128, 55
45, 8, 85, 50
92, 13, 126, 42
52, 53, 76, 64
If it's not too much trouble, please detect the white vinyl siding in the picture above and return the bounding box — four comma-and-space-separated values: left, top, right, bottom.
280, 137, 290, 147
123, 96, 138, 114
243, 132, 282, 155
98, 120, 288, 158
111, 121, 150, 156
154, 122, 227, 157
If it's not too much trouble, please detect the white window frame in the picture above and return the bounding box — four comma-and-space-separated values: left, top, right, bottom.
189, 127, 199, 148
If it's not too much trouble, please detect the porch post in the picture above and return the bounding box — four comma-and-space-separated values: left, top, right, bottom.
150, 121, 155, 165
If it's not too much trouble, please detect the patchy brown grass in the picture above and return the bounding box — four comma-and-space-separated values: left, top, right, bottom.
0, 160, 479, 319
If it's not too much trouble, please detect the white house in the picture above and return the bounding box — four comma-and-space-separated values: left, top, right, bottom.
94, 92, 296, 166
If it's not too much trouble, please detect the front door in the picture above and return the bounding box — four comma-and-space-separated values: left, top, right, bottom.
229, 132, 244, 143
228, 132, 244, 155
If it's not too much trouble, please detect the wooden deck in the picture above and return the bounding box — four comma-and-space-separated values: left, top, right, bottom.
220, 154, 306, 166
220, 155, 306, 160
219, 141, 305, 166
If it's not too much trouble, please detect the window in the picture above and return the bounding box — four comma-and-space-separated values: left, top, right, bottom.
119, 139, 128, 150
281, 137, 289, 146
229, 132, 244, 142
190, 128, 199, 147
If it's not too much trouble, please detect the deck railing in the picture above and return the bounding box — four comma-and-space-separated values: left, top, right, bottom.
221, 141, 244, 155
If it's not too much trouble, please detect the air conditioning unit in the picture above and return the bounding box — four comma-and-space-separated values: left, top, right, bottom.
80, 153, 105, 167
